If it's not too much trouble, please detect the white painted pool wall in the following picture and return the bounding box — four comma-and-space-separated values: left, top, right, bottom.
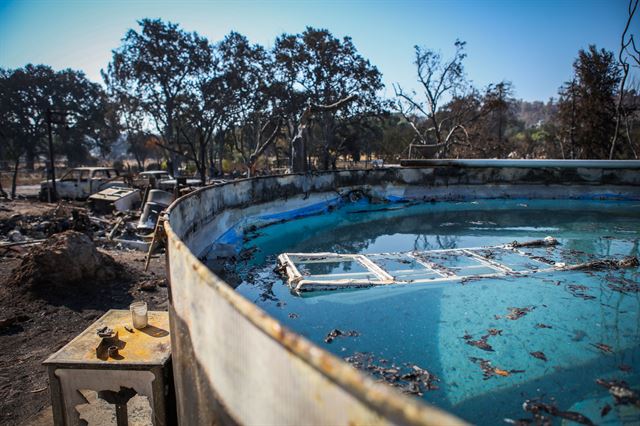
165, 164, 640, 426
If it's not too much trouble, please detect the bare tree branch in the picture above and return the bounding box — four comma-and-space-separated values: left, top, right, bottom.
610, 0, 638, 158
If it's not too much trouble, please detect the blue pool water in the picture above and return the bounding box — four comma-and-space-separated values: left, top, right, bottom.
227, 199, 640, 425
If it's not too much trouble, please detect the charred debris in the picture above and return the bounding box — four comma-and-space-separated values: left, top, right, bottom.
1, 177, 208, 262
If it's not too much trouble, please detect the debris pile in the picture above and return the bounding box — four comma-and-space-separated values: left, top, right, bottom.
0, 201, 162, 257
0, 203, 75, 242
7, 230, 123, 293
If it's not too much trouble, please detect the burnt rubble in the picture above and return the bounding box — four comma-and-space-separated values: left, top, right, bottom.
0, 202, 152, 258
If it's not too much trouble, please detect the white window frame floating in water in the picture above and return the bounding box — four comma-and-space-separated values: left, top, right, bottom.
277, 237, 570, 291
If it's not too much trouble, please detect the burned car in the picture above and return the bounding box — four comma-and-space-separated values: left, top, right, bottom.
39, 167, 126, 200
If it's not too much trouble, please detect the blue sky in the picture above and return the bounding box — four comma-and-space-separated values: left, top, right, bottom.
0, 0, 634, 101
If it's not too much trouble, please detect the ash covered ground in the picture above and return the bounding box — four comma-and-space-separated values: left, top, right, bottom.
0, 199, 168, 425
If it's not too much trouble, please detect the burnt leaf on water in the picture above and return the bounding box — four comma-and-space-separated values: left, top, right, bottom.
324, 328, 359, 343
530, 351, 548, 362
591, 342, 613, 353
523, 400, 595, 426
469, 357, 524, 380
600, 403, 612, 417
606, 275, 640, 294
505, 306, 535, 320
465, 329, 503, 352
566, 284, 596, 300
535, 323, 552, 329
467, 338, 494, 352
596, 378, 640, 406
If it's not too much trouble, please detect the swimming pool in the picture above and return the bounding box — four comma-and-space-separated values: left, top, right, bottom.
231, 199, 640, 425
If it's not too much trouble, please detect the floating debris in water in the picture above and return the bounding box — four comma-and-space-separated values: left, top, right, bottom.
497, 306, 536, 320
469, 357, 524, 380
503, 418, 539, 425
510, 236, 557, 248
566, 284, 596, 300
565, 256, 639, 271
619, 364, 632, 372
465, 329, 503, 352
572, 329, 587, 342
521, 400, 595, 425
606, 275, 640, 294
591, 342, 613, 353
600, 403, 612, 417
535, 323, 552, 329
596, 379, 640, 407
530, 351, 548, 362
288, 313, 299, 319
324, 328, 360, 343
343, 352, 439, 396
467, 338, 494, 352
239, 246, 259, 261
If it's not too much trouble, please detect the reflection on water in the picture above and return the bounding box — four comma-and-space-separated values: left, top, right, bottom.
227, 199, 640, 425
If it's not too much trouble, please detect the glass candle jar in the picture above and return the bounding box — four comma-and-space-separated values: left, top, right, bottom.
130, 301, 148, 329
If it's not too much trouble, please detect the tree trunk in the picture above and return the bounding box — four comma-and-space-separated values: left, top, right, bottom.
321, 147, 331, 171
0, 172, 7, 198
25, 147, 35, 172
199, 136, 207, 184
11, 157, 19, 199
217, 132, 225, 175
291, 131, 307, 173
208, 143, 216, 177
134, 152, 143, 171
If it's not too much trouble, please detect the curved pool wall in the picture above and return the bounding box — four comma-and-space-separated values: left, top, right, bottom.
164, 161, 640, 425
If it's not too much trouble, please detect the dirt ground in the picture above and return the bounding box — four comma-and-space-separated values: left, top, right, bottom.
0, 199, 169, 425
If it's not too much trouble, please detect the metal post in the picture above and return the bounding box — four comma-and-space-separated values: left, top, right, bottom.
46, 108, 57, 202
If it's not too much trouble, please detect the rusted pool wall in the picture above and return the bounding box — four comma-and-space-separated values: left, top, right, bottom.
165, 164, 640, 426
